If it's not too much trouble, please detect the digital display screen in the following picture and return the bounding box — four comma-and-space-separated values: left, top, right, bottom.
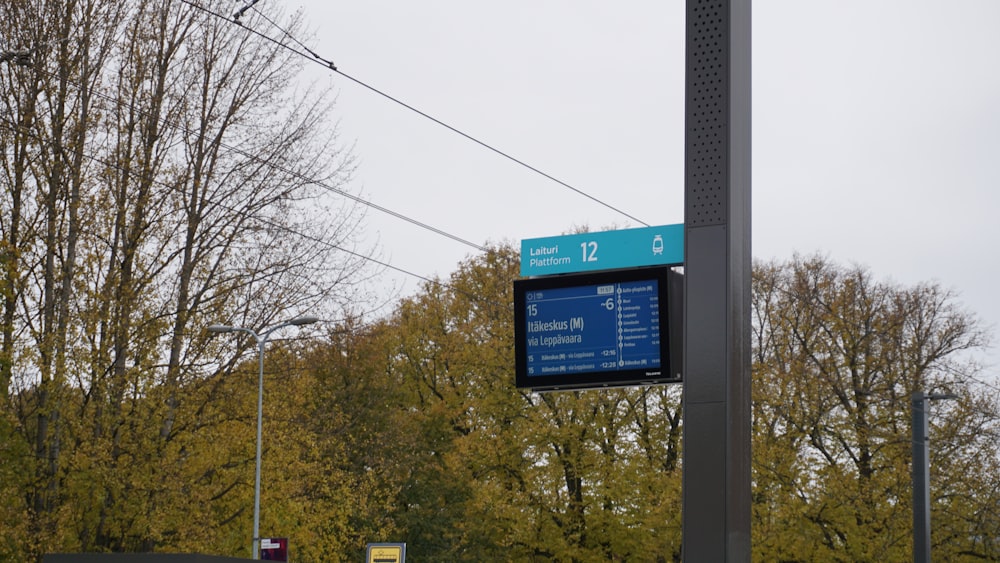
514, 267, 680, 391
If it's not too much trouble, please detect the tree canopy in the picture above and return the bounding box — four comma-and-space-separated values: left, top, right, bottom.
301, 250, 998, 562
1, 0, 366, 558
2, 220, 998, 560
751, 255, 999, 561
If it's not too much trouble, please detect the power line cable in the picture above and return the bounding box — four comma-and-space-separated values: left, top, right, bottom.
2, 13, 518, 302
965, 373, 1000, 395
0, 114, 510, 312
179, 0, 651, 227
13, 48, 488, 254
0, 118, 432, 284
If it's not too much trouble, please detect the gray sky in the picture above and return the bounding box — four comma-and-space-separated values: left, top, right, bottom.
286, 1, 1000, 374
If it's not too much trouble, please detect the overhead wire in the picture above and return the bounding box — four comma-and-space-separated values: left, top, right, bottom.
0, 110, 511, 313
178, 0, 651, 227
965, 373, 1000, 395
0, 30, 517, 309
4, 0, 634, 314
5, 38, 487, 255
0, 107, 423, 286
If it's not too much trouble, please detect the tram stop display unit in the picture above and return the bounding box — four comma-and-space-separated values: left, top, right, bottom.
514, 266, 682, 392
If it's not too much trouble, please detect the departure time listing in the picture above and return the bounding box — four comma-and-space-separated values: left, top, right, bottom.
523, 279, 660, 376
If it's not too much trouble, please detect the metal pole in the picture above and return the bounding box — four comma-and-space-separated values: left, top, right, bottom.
911, 391, 957, 563
681, 0, 752, 560
253, 336, 265, 560
911, 392, 930, 563
252, 325, 287, 560
207, 316, 318, 559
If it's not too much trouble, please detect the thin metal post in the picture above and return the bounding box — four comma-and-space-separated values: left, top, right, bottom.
912, 392, 930, 563
911, 391, 957, 563
207, 316, 319, 559
253, 337, 265, 560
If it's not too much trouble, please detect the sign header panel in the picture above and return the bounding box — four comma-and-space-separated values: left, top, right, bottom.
520, 224, 683, 276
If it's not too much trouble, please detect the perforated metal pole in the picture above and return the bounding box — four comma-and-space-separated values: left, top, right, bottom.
681, 0, 752, 561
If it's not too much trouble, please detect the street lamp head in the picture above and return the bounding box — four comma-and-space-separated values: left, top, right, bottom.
912, 391, 959, 403
288, 316, 320, 326
927, 393, 959, 401
207, 325, 236, 333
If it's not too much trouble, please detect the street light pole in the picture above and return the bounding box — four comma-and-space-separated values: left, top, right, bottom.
208, 316, 319, 560
911, 391, 957, 563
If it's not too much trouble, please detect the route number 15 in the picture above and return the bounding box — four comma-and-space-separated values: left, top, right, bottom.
580, 241, 598, 262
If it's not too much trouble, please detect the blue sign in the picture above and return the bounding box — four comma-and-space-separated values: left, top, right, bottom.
514, 267, 677, 390
520, 224, 683, 276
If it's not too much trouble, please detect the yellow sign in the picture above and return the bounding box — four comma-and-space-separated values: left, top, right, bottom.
366, 543, 405, 563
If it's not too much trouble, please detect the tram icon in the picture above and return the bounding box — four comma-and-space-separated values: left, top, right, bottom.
652, 234, 664, 255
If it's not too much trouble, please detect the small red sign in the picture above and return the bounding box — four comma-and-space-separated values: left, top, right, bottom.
261, 537, 288, 561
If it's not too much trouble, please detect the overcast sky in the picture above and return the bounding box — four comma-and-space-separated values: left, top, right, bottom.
282, 1, 1000, 375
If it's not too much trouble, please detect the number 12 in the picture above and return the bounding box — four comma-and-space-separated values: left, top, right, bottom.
581, 241, 598, 262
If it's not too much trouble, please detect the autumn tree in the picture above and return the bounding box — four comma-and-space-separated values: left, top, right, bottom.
0, 0, 367, 557
307, 250, 996, 562
307, 244, 684, 561
751, 255, 1000, 561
